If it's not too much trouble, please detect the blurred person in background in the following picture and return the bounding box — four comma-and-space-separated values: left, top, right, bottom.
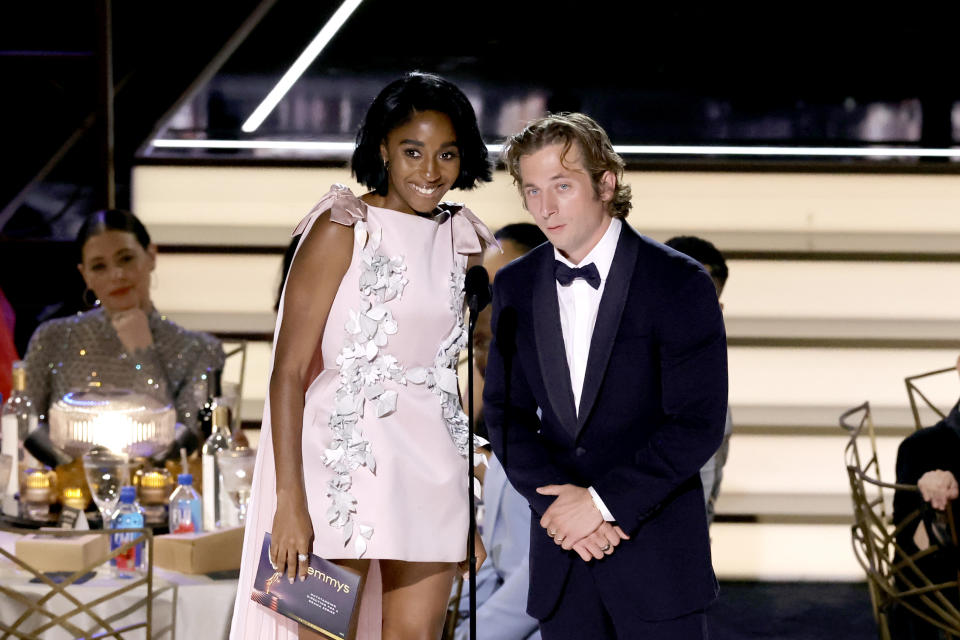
21, 209, 224, 437
0, 289, 20, 402
891, 355, 960, 640
0, 286, 17, 401
664, 235, 732, 525
454, 222, 546, 640
469, 224, 548, 433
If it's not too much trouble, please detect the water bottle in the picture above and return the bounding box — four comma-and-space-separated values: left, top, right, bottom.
110, 486, 145, 577
202, 406, 233, 529
2, 361, 39, 516
168, 473, 203, 534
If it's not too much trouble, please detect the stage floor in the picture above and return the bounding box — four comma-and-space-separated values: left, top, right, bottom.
710, 581, 875, 640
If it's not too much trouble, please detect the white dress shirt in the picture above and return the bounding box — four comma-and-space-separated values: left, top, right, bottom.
553, 217, 622, 521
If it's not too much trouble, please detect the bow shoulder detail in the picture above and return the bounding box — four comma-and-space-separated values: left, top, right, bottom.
437, 203, 500, 256
292, 184, 368, 237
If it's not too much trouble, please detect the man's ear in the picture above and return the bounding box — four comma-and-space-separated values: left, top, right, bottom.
598, 170, 616, 203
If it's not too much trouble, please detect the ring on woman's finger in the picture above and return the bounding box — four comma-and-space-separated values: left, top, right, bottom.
600, 543, 611, 552
297, 553, 308, 562
555, 536, 566, 543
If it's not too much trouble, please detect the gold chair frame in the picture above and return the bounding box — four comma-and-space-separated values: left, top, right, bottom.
221, 339, 249, 433
442, 573, 465, 640
0, 526, 176, 639
841, 402, 960, 639
905, 366, 956, 432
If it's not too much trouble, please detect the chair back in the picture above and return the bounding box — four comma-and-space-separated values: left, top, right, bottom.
442, 573, 464, 640
905, 366, 957, 431
0, 526, 176, 639
841, 402, 960, 638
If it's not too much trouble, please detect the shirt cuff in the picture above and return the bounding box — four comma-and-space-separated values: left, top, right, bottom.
587, 486, 615, 521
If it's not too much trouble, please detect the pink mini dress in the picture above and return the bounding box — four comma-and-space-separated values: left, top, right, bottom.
230, 184, 494, 639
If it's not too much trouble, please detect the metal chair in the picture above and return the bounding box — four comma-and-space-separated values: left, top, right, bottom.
442, 573, 465, 640
0, 526, 176, 639
841, 402, 960, 639
905, 366, 957, 431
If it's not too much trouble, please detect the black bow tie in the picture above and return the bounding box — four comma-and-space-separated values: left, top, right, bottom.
554, 260, 601, 289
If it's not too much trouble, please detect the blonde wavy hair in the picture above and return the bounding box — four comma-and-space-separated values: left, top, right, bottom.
502, 112, 632, 219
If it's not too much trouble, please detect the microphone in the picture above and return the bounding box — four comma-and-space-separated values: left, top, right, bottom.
463, 264, 491, 640
465, 265, 492, 315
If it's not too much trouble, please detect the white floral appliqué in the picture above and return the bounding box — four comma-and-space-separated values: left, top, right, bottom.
320, 212, 485, 556
322, 221, 407, 556
407, 264, 486, 459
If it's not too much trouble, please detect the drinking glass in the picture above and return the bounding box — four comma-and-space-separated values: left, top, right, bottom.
219, 381, 240, 428
217, 448, 256, 525
82, 446, 129, 525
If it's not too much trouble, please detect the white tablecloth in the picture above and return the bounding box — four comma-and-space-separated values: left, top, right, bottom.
0, 531, 238, 639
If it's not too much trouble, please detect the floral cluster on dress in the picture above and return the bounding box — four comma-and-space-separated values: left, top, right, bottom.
313, 192, 489, 557
322, 220, 408, 557
408, 267, 487, 464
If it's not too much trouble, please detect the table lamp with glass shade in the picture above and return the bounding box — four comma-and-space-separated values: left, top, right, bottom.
217, 448, 256, 525
50, 387, 175, 525
49, 387, 176, 460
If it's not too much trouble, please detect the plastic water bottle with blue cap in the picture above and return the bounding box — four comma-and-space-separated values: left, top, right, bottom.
169, 473, 203, 533
110, 485, 145, 577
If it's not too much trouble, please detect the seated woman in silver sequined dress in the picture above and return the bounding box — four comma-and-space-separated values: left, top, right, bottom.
22, 209, 224, 438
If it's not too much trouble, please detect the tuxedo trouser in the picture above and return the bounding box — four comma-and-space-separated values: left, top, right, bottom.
538, 558, 709, 640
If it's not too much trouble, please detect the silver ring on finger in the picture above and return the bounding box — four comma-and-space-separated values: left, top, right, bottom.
600, 543, 611, 552
297, 553, 308, 562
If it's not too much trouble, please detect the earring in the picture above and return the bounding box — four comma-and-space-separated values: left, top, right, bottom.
82, 288, 100, 308
383, 158, 390, 171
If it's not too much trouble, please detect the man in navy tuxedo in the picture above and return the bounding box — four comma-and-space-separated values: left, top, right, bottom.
483, 113, 728, 639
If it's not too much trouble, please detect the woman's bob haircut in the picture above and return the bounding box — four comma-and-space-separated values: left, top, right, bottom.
352, 72, 492, 195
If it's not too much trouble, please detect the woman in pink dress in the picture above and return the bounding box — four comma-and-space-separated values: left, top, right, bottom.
231, 72, 495, 639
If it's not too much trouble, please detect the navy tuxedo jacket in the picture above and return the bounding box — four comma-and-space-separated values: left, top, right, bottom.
483, 225, 728, 622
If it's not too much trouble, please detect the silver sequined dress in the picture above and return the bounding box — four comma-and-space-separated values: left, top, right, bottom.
23, 307, 224, 431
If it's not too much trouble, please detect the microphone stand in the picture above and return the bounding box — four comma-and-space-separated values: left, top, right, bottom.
466, 308, 479, 640
464, 264, 490, 640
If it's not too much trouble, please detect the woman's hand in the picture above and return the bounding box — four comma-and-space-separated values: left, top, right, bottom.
458, 531, 487, 578
270, 491, 315, 583
111, 308, 153, 352
918, 470, 958, 511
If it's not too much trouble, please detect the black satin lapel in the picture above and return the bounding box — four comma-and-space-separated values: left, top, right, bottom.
576, 227, 640, 434
532, 255, 579, 439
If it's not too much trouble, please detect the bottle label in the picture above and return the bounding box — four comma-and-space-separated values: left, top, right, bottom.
172, 499, 199, 533
202, 455, 220, 530
111, 513, 144, 571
